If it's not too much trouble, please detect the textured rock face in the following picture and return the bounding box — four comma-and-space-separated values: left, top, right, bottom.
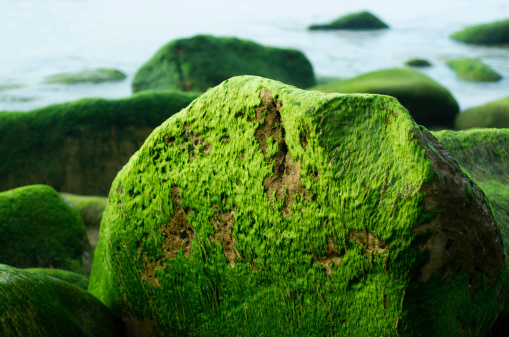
89, 76, 505, 336
131, 35, 316, 93
0, 185, 91, 275
311, 68, 459, 129
0, 90, 200, 195
0, 264, 119, 337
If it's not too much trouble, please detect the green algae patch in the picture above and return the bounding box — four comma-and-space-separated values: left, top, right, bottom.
451, 19, 509, 45
44, 68, 126, 85
0, 185, 91, 275
0, 264, 119, 337
0, 90, 200, 196
309, 11, 389, 30
26, 268, 89, 290
89, 76, 505, 336
311, 68, 459, 129
61, 193, 107, 251
132, 35, 315, 93
405, 58, 432, 67
446, 58, 502, 82
455, 97, 509, 129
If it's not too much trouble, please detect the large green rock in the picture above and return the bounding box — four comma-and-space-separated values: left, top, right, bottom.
89, 76, 505, 336
26, 268, 90, 290
309, 11, 389, 30
455, 97, 509, 129
44, 68, 126, 85
451, 19, 509, 45
0, 264, 119, 337
0, 90, 200, 195
446, 58, 502, 82
0, 185, 91, 275
311, 68, 459, 129
132, 35, 316, 93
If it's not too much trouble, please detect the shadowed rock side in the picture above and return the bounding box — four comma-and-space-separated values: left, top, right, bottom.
132, 35, 316, 93
0, 264, 120, 337
89, 76, 506, 337
0, 185, 92, 275
0, 90, 200, 195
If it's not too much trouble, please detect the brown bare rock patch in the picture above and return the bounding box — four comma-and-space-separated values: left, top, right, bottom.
412, 127, 503, 290
140, 252, 165, 288
312, 237, 344, 278
209, 204, 240, 268
349, 230, 388, 256
179, 124, 211, 161
255, 88, 312, 217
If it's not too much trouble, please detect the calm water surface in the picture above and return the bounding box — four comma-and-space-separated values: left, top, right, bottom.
0, 0, 508, 111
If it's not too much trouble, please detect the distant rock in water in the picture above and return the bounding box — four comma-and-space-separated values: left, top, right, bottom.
405, 58, 432, 67
44, 68, 126, 84
25, 268, 90, 290
0, 90, 200, 196
132, 35, 316, 93
446, 58, 502, 82
308, 11, 389, 30
0, 264, 119, 337
455, 97, 509, 129
0, 185, 91, 275
311, 68, 459, 129
451, 19, 509, 45
89, 75, 505, 336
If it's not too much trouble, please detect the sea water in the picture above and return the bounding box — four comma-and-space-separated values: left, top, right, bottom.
0, 0, 508, 111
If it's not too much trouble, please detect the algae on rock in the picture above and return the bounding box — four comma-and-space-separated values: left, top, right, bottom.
0, 264, 118, 337
132, 35, 316, 93
89, 76, 506, 336
451, 19, 509, 45
446, 58, 502, 82
44, 68, 126, 85
0, 90, 200, 196
455, 97, 509, 129
311, 68, 459, 129
309, 11, 389, 30
0, 185, 92, 275
26, 268, 90, 290
405, 58, 432, 67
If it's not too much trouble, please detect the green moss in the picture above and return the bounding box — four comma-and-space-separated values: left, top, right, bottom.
451, 19, 509, 45
0, 90, 200, 195
25, 268, 89, 290
44, 68, 126, 85
0, 264, 118, 336
455, 97, 509, 129
60, 193, 107, 251
0, 185, 91, 275
89, 76, 505, 336
405, 59, 432, 67
446, 58, 502, 82
132, 35, 316, 93
309, 11, 389, 30
311, 68, 459, 129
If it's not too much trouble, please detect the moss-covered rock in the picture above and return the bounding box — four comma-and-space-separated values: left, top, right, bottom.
89, 75, 505, 336
311, 68, 459, 129
0, 90, 200, 195
308, 11, 389, 30
0, 264, 119, 336
446, 58, 502, 82
455, 97, 509, 129
132, 35, 316, 93
44, 68, 126, 85
405, 58, 432, 67
25, 268, 89, 290
60, 193, 107, 250
0, 185, 91, 275
451, 19, 509, 45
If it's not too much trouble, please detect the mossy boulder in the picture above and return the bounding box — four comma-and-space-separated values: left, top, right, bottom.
44, 68, 126, 85
311, 68, 459, 129
61, 193, 107, 250
451, 19, 509, 45
308, 11, 389, 30
0, 185, 91, 275
0, 90, 200, 195
405, 58, 432, 67
0, 264, 119, 336
446, 58, 502, 82
89, 76, 505, 336
455, 97, 509, 129
26, 268, 89, 290
132, 35, 316, 93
